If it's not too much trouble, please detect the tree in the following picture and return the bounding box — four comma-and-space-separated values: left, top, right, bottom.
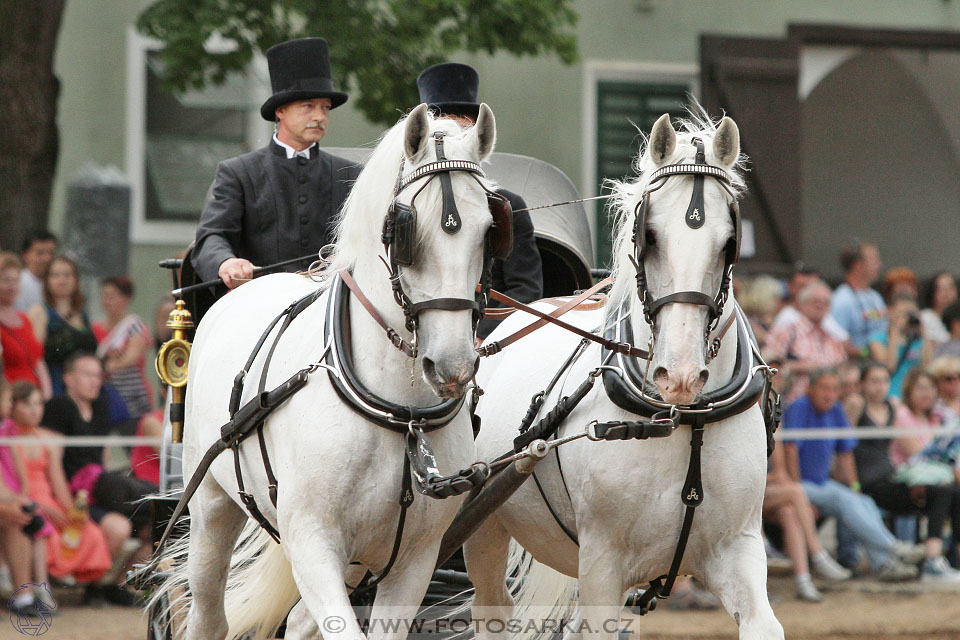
0, 2, 66, 251
136, 0, 578, 127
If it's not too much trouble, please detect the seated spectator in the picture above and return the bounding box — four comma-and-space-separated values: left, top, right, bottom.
739, 274, 785, 345
831, 240, 886, 358
782, 368, 922, 581
0, 252, 53, 399
764, 280, 847, 403
929, 355, 960, 419
764, 442, 851, 602
41, 352, 155, 606
93, 276, 154, 423
882, 267, 919, 306
871, 295, 932, 399
6, 381, 111, 585
771, 262, 849, 343
130, 408, 162, 486
27, 255, 98, 396
0, 377, 43, 616
935, 301, 960, 359
921, 272, 957, 347
15, 231, 57, 312
853, 363, 960, 583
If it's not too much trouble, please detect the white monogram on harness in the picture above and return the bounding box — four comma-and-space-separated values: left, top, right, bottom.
445, 214, 458, 228
686, 487, 699, 501
689, 208, 701, 222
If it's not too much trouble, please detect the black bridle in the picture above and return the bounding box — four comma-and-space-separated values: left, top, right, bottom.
380, 132, 511, 347
629, 137, 741, 361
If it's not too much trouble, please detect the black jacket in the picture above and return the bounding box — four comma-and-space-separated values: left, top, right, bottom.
477, 188, 543, 338
192, 141, 360, 281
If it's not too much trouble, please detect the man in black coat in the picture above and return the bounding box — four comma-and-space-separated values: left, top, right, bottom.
193, 38, 360, 288
417, 63, 543, 339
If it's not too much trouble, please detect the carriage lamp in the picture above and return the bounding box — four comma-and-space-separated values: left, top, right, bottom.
156, 299, 194, 443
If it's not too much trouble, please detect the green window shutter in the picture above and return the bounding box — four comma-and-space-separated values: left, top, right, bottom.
595, 82, 689, 267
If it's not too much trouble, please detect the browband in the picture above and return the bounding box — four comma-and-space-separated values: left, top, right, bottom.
396, 159, 484, 195
647, 163, 731, 185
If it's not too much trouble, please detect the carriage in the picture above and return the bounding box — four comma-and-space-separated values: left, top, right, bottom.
139, 108, 782, 640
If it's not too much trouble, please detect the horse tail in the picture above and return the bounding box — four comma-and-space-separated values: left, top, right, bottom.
222, 523, 299, 640
505, 541, 579, 640
144, 520, 298, 640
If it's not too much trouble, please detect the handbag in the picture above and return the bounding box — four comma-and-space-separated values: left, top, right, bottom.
893, 457, 956, 487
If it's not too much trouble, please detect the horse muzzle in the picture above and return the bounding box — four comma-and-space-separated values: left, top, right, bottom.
653, 363, 709, 406
422, 355, 479, 398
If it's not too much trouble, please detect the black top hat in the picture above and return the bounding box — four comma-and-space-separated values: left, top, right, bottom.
417, 63, 481, 120
260, 37, 348, 121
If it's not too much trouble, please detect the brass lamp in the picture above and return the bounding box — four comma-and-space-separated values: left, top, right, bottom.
155, 299, 194, 443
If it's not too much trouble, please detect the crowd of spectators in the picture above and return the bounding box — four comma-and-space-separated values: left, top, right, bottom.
0, 232, 164, 616
740, 239, 960, 602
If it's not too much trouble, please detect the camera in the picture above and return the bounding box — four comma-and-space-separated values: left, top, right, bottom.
906, 311, 922, 329
22, 503, 46, 538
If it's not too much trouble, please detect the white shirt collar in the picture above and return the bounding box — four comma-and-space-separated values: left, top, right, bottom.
273, 134, 316, 159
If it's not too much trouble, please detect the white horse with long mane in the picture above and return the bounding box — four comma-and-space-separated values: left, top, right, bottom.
465, 112, 784, 639
156, 103, 501, 640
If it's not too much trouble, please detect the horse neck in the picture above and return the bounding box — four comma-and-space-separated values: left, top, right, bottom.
345, 253, 437, 407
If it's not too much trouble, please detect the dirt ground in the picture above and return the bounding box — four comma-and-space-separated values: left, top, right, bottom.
7, 574, 959, 639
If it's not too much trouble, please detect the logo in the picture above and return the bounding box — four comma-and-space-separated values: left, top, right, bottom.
685, 488, 700, 502
689, 208, 701, 221
8, 583, 56, 636
444, 214, 458, 228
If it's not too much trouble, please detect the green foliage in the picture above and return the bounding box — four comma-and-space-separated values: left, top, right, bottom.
137, 0, 578, 126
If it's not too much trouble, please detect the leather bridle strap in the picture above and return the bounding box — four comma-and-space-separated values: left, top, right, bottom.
339, 269, 417, 358
478, 278, 613, 354
478, 285, 650, 360
646, 290, 719, 319
407, 297, 479, 315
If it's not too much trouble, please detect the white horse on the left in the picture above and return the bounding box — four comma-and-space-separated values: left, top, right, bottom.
155, 103, 500, 640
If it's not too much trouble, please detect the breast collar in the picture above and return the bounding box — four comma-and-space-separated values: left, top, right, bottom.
600, 301, 771, 425
322, 273, 465, 432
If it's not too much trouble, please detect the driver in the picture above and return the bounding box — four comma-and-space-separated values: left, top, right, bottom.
416, 63, 543, 340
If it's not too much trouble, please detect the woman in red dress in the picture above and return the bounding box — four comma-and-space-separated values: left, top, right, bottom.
0, 252, 52, 399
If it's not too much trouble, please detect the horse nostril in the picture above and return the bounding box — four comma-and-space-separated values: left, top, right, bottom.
653, 366, 668, 382
422, 357, 437, 381
699, 369, 710, 386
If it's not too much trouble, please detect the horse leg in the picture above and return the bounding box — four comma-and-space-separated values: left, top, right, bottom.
575, 541, 626, 640
283, 526, 365, 640
464, 516, 514, 640
364, 543, 443, 640
284, 562, 368, 640
701, 530, 783, 640
183, 478, 248, 640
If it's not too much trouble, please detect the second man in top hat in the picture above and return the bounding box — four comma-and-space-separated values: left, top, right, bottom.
417, 63, 544, 339
192, 37, 359, 289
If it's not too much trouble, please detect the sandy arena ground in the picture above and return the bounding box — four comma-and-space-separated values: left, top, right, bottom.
7, 573, 959, 639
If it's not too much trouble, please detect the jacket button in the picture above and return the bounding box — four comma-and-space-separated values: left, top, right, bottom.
300, 215, 308, 224
298, 175, 307, 184
300, 237, 309, 246
299, 194, 307, 204
297, 157, 307, 166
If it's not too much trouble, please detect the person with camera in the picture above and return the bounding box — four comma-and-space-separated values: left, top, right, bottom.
870, 294, 933, 399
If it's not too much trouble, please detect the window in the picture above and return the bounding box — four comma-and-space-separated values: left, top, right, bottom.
594, 81, 690, 267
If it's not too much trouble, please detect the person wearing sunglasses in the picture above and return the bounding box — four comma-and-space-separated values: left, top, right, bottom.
930, 355, 960, 419
416, 63, 543, 341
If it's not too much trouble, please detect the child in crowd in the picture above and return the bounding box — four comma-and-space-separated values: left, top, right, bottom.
7, 381, 112, 586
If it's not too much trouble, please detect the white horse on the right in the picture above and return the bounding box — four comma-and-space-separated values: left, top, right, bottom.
466, 111, 783, 640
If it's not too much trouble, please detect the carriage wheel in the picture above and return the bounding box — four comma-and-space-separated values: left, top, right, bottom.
146, 590, 172, 640
144, 558, 187, 640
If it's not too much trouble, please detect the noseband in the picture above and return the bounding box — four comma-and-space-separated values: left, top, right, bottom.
630, 137, 741, 360
380, 131, 512, 343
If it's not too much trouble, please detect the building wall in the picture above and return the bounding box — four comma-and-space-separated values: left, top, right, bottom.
49, 0, 960, 322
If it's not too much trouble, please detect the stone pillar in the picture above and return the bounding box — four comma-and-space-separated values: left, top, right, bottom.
62, 164, 130, 278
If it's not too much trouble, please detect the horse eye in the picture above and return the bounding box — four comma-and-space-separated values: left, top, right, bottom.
645, 229, 656, 247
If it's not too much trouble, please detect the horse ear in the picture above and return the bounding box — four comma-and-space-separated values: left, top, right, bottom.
472, 103, 497, 160
649, 113, 676, 165
404, 103, 431, 160
713, 116, 740, 167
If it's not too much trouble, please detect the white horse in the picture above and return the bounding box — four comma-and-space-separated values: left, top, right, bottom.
465, 113, 783, 639
157, 103, 500, 640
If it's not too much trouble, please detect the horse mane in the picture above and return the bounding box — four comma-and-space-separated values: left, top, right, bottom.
324, 111, 467, 286
603, 103, 749, 320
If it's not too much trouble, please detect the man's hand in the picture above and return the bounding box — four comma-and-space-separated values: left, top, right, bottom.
0, 496, 33, 527
218, 258, 256, 289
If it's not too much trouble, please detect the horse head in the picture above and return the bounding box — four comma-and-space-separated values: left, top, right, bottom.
612, 112, 743, 405
392, 103, 498, 398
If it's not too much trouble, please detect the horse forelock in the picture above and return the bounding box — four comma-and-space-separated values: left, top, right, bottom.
325, 112, 493, 286
604, 105, 748, 323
